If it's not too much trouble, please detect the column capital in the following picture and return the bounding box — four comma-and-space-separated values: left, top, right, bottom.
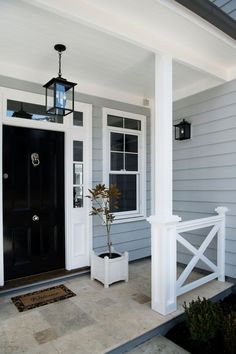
147, 214, 181, 226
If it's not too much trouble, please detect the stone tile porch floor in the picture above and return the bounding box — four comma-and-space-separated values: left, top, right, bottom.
0, 258, 233, 354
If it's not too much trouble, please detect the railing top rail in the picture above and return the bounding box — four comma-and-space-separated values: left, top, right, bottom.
176, 215, 223, 233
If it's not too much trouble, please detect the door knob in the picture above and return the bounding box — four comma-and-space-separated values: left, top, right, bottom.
32, 215, 39, 222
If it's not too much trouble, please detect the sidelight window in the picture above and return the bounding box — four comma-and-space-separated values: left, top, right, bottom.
73, 141, 83, 208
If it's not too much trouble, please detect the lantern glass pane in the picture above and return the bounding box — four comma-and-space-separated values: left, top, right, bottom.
180, 125, 185, 139
186, 125, 191, 139
175, 126, 180, 140
63, 82, 74, 112
46, 83, 55, 114
55, 83, 66, 109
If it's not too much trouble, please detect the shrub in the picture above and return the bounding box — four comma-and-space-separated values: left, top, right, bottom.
223, 312, 236, 354
183, 297, 222, 342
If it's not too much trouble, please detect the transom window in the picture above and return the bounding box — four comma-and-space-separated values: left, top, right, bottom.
7, 99, 83, 126
104, 109, 146, 220
108, 114, 141, 130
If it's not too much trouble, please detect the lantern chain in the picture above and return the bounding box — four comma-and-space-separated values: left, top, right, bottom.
58, 51, 62, 78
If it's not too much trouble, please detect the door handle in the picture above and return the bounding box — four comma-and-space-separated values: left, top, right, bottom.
32, 215, 39, 222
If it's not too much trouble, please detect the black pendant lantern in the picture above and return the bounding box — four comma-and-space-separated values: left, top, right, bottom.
44, 44, 77, 116
174, 119, 191, 140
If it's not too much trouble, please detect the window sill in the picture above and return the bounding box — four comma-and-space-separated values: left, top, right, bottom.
113, 215, 147, 224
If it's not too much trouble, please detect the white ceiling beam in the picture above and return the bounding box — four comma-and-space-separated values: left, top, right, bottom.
0, 60, 145, 106
228, 65, 236, 81
22, 0, 229, 81
173, 77, 224, 101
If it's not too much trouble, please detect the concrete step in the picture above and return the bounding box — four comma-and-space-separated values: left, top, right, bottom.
126, 336, 190, 354
107, 283, 234, 353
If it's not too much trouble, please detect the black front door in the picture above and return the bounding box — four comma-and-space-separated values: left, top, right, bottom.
3, 126, 65, 280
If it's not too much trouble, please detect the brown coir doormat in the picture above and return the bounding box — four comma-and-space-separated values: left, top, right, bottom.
11, 284, 76, 312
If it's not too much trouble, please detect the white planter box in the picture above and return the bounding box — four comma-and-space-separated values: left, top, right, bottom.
90, 250, 129, 288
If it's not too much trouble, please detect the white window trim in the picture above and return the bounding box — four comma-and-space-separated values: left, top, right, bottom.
103, 107, 146, 222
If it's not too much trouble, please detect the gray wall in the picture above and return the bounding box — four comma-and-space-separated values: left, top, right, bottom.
173, 79, 236, 279
0, 75, 151, 261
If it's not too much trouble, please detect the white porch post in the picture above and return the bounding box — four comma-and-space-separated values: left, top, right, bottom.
148, 53, 181, 315
215, 206, 228, 282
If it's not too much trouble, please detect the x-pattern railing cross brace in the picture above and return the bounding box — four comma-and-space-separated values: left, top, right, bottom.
176, 223, 220, 290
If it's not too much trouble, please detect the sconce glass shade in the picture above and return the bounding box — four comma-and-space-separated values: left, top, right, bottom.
44, 76, 77, 116
174, 119, 191, 140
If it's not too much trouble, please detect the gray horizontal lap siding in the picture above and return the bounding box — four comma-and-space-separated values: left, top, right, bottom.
173, 79, 236, 279
0, 75, 151, 262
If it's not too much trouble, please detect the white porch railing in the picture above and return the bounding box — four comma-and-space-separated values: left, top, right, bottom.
176, 206, 228, 297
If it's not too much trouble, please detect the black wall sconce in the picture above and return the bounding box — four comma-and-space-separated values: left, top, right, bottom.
174, 119, 191, 140
44, 44, 77, 117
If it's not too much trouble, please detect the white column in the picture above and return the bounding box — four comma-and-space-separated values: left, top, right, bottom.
148, 53, 181, 315
154, 53, 173, 216
215, 206, 228, 282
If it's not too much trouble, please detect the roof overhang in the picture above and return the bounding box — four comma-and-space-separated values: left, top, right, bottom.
0, 0, 235, 103
174, 0, 236, 40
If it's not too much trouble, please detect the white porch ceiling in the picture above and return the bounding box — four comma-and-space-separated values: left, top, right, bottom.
0, 0, 235, 103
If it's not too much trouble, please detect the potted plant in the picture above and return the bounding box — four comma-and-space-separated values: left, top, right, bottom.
87, 183, 129, 288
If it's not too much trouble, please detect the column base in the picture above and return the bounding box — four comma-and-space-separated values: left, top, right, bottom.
148, 214, 181, 316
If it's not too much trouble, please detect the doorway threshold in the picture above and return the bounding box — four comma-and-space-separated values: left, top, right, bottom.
0, 267, 90, 297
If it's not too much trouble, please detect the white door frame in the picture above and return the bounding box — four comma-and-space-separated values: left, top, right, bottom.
0, 87, 92, 285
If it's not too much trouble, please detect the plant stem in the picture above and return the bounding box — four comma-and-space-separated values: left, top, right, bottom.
106, 223, 112, 258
